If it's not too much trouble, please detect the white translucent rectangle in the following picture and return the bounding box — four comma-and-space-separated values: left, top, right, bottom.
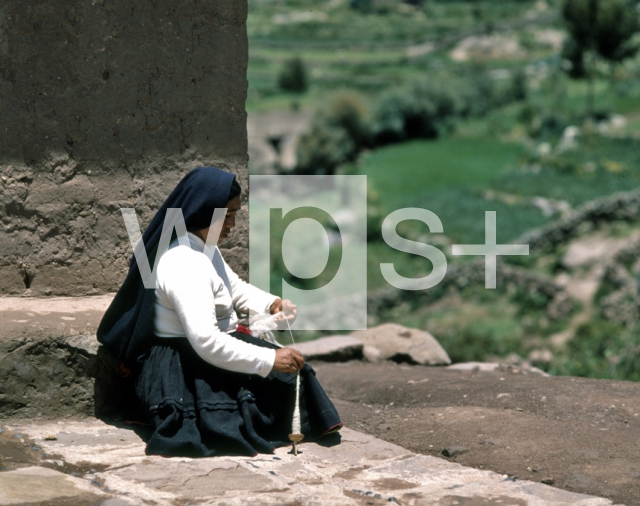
249, 175, 367, 331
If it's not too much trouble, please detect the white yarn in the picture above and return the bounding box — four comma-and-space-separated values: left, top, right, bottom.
292, 371, 301, 434
283, 315, 303, 441
249, 311, 303, 441
248, 312, 284, 347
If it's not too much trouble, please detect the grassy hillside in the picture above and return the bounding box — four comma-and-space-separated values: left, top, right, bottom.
247, 0, 559, 110
246, 0, 640, 381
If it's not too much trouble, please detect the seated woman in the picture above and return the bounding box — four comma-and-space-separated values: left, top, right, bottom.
97, 167, 342, 457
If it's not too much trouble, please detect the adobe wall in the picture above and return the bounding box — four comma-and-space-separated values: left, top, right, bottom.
0, 0, 249, 295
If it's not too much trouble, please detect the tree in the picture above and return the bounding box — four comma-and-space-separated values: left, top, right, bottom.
561, 0, 639, 116
277, 57, 308, 94
294, 93, 369, 176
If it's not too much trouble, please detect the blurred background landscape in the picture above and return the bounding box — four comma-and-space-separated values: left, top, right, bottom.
246, 0, 640, 381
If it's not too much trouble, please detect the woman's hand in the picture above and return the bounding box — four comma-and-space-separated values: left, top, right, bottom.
272, 347, 305, 374
269, 298, 297, 331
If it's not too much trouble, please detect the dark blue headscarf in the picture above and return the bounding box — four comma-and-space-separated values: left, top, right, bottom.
97, 166, 237, 368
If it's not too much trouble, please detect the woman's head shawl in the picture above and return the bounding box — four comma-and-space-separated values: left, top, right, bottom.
97, 166, 236, 368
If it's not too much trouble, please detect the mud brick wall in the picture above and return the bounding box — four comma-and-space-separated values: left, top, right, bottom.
0, 0, 250, 296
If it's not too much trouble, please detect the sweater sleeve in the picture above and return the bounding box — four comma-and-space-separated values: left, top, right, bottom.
156, 247, 275, 377
221, 254, 279, 317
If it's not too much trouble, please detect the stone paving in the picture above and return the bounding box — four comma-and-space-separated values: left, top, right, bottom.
0, 296, 624, 505
1, 419, 618, 505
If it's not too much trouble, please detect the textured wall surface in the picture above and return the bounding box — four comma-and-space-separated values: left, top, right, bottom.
0, 0, 249, 295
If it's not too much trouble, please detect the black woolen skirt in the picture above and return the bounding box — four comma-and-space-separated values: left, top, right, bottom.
135, 332, 342, 457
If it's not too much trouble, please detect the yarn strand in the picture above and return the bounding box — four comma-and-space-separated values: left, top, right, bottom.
292, 371, 301, 434
285, 316, 303, 455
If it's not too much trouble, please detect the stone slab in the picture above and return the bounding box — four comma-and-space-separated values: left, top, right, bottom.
0, 419, 617, 506
0, 295, 112, 342
447, 361, 550, 376
0, 465, 106, 505
351, 323, 451, 365
296, 335, 363, 362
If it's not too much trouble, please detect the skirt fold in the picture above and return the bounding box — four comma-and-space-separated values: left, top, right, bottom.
136, 333, 342, 457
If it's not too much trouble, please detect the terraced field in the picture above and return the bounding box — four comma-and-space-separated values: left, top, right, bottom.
246, 0, 640, 381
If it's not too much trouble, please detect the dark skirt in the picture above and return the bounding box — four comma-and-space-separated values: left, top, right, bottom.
135, 332, 342, 457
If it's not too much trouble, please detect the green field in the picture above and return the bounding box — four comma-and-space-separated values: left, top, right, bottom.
359, 138, 524, 211
247, 0, 640, 380
246, 0, 561, 110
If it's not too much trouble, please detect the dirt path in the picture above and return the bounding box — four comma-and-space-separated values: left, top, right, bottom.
314, 361, 640, 505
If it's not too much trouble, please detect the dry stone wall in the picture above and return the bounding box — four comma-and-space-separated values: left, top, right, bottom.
517, 188, 640, 252
0, 0, 249, 296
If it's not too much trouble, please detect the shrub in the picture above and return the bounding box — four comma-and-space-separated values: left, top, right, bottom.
369, 69, 502, 146
509, 69, 528, 102
457, 65, 497, 116
549, 320, 640, 381
370, 79, 459, 145
350, 0, 372, 12
327, 92, 371, 148
527, 111, 571, 140
370, 89, 415, 143
367, 185, 385, 242
295, 92, 370, 176
277, 57, 308, 93
295, 118, 355, 175
438, 319, 526, 363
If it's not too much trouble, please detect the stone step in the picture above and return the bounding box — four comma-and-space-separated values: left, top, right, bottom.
0, 420, 616, 506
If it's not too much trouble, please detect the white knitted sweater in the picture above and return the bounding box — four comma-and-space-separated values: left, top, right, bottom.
154, 232, 278, 378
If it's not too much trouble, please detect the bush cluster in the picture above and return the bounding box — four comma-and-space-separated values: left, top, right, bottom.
277, 57, 308, 94
370, 79, 459, 144
295, 68, 523, 176
548, 320, 640, 381
294, 92, 368, 175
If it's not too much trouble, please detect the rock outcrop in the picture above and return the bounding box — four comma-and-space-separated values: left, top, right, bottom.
352, 323, 451, 365
295, 324, 451, 365
295, 335, 364, 362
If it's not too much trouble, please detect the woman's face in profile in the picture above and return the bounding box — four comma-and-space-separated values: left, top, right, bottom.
219, 196, 241, 244
193, 196, 242, 245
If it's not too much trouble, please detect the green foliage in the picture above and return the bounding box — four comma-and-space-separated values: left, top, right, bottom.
509, 287, 552, 315
359, 137, 524, 211
295, 119, 355, 175
370, 73, 496, 144
371, 84, 444, 144
326, 92, 371, 147
277, 57, 308, 93
350, 0, 372, 13
549, 321, 640, 381
562, 0, 600, 49
461, 66, 498, 116
561, 36, 588, 79
493, 169, 640, 207
421, 291, 528, 363
248, 0, 640, 382
367, 185, 386, 242
561, 0, 640, 114
509, 69, 528, 102
527, 110, 572, 140
249, 1, 539, 47
295, 92, 369, 175
440, 324, 526, 363
492, 136, 640, 205
408, 187, 549, 244
586, 0, 639, 63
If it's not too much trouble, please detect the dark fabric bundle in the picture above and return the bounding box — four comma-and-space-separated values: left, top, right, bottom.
137, 332, 342, 457
97, 166, 236, 369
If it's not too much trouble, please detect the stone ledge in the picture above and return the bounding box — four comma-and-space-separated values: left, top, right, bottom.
0, 420, 616, 506
0, 332, 136, 420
